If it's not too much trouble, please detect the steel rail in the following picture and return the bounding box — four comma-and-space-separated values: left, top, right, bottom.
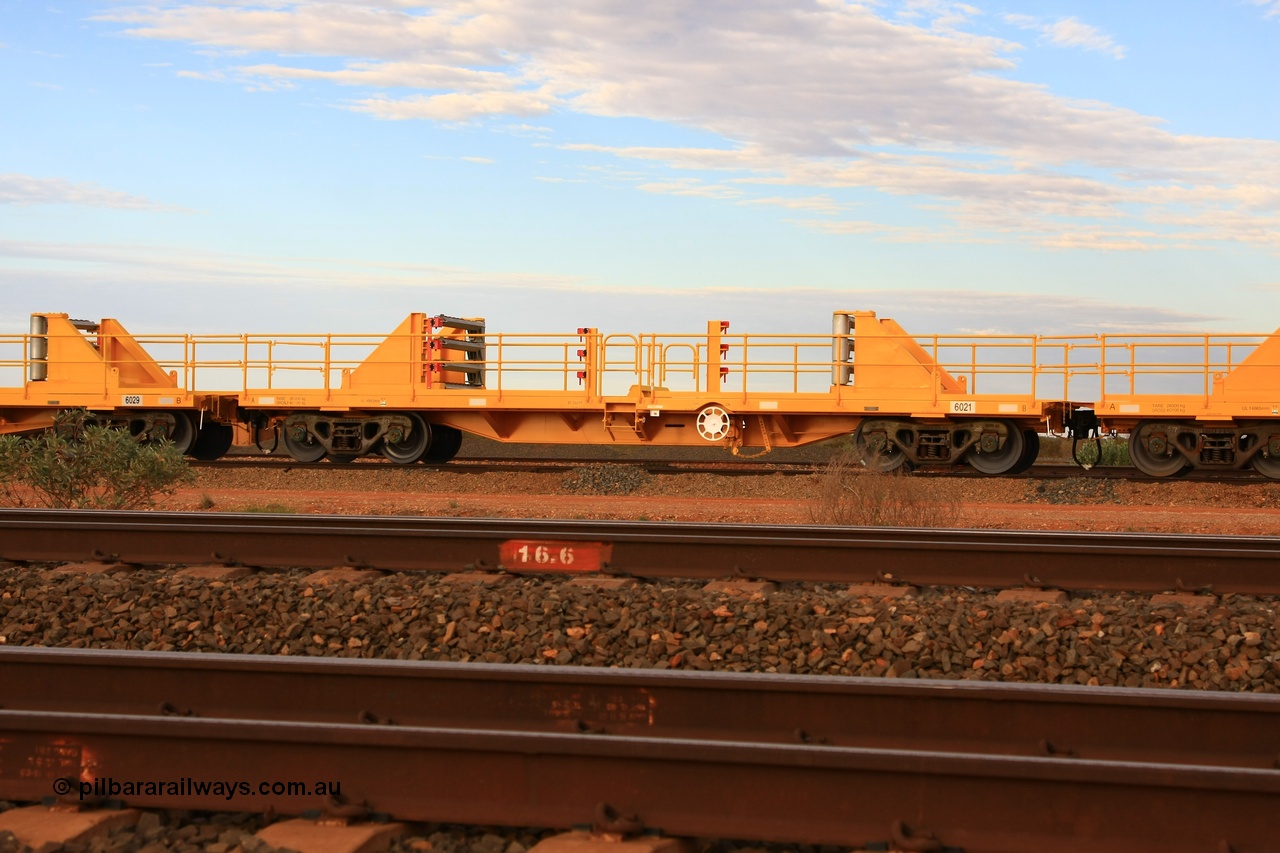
2, 647, 1278, 772
198, 455, 825, 476
7, 712, 1280, 850
197, 455, 1267, 481
1, 709, 1277, 852
2, 508, 1280, 593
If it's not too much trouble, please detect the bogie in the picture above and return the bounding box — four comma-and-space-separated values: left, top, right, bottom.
853, 418, 1039, 476
277, 412, 419, 463
1123, 421, 1280, 478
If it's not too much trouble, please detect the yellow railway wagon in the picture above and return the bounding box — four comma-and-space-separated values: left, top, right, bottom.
2, 311, 1278, 478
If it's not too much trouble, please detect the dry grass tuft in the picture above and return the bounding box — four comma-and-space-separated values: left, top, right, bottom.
807, 451, 960, 528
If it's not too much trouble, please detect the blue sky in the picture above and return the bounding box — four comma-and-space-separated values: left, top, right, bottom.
1, 0, 1277, 339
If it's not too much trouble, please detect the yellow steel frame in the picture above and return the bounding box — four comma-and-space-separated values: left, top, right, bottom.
2, 311, 1279, 446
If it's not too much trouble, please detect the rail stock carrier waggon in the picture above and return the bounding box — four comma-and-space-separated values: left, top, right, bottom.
3, 310, 1280, 479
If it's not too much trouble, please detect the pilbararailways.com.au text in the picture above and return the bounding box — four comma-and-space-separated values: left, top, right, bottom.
54, 777, 341, 801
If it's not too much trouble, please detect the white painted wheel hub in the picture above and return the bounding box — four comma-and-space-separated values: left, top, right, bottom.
696, 405, 732, 441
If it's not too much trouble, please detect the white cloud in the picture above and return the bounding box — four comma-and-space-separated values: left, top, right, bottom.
97, 2, 1277, 251
739, 195, 844, 214
0, 174, 177, 210
793, 217, 969, 243
895, 0, 982, 32
0, 237, 1222, 336
1005, 14, 1126, 59
1251, 0, 1280, 18
501, 122, 553, 137
637, 179, 744, 200
1043, 18, 1126, 59
352, 90, 553, 121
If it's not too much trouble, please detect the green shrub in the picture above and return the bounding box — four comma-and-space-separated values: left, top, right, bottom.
1037, 435, 1130, 467
0, 409, 194, 509
1071, 436, 1131, 467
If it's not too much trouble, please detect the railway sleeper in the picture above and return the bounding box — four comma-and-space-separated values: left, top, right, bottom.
1128, 420, 1280, 479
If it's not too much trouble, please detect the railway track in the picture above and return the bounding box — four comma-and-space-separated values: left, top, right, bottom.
3, 508, 1280, 594
1, 647, 1277, 852
195, 454, 1270, 482
197, 454, 826, 477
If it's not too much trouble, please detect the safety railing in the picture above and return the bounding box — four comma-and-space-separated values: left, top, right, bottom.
3, 325, 1278, 410
841, 331, 1278, 404
1044, 333, 1278, 402
898, 334, 1052, 398
0, 334, 34, 389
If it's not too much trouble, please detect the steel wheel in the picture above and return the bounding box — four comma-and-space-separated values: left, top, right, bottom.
381, 412, 430, 464
1007, 430, 1040, 475
422, 424, 463, 464
1128, 421, 1189, 478
965, 422, 1026, 475
165, 412, 197, 456
1251, 432, 1280, 480
1254, 454, 1280, 479
283, 427, 327, 463
854, 424, 911, 473
190, 422, 233, 461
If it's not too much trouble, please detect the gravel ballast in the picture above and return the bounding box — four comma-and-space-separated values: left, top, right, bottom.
0, 808, 556, 853
2, 555, 1277, 851
2, 566, 1276, 691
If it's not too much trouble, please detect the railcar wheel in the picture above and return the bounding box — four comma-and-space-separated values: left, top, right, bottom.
381, 412, 430, 464
695, 405, 732, 442
1007, 430, 1040, 475
422, 424, 463, 464
165, 412, 197, 456
1251, 433, 1280, 479
1254, 454, 1280, 479
190, 422, 234, 461
854, 423, 911, 473
283, 428, 327, 463
965, 421, 1026, 475
1128, 421, 1189, 478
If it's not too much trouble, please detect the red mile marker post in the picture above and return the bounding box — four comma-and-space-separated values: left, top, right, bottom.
499, 540, 612, 573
